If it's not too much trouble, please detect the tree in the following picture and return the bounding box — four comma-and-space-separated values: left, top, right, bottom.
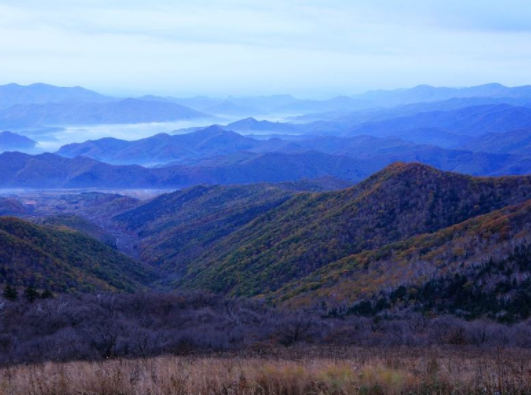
40, 289, 54, 299
24, 285, 39, 303
2, 285, 18, 301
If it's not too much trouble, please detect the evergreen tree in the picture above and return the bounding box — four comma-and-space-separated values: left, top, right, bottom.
24, 285, 39, 303
2, 285, 18, 301
40, 289, 54, 299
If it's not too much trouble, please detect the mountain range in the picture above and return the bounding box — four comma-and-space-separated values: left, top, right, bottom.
0, 98, 210, 129
0, 149, 376, 188
0, 83, 113, 109
4, 81, 531, 323
346, 104, 531, 138
55, 124, 531, 179
111, 163, 531, 312
4, 162, 531, 323
3, 82, 531, 132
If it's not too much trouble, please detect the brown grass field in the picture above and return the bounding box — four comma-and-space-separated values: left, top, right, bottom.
1, 347, 531, 395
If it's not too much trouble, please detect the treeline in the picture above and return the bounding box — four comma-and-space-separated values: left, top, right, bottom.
2, 291, 531, 365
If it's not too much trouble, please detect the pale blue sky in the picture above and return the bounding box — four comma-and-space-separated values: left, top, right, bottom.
1, 0, 531, 97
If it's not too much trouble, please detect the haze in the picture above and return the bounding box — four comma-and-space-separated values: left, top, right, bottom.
1, 0, 531, 97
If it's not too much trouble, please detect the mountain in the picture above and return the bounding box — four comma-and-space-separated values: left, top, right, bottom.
462, 129, 531, 155
0, 83, 113, 109
57, 125, 530, 176
266, 84, 531, 115
274, 176, 354, 192
274, 198, 531, 317
179, 151, 376, 184
36, 214, 117, 247
349, 83, 531, 108
226, 118, 303, 134
114, 179, 356, 276
115, 184, 295, 275
273, 96, 366, 114
249, 134, 531, 177
163, 163, 531, 297
137, 95, 223, 111
0, 131, 37, 152
0, 150, 376, 188
0, 217, 157, 292
57, 126, 264, 165
291, 96, 531, 124
346, 104, 531, 138
0, 98, 209, 129
0, 152, 157, 188
0, 198, 28, 216
139, 94, 298, 114
202, 101, 264, 116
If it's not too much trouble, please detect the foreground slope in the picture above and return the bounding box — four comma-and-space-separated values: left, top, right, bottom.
0, 217, 157, 292
173, 163, 531, 296
275, 198, 531, 310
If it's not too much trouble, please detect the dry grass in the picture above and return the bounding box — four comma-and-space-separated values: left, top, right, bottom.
1, 347, 531, 395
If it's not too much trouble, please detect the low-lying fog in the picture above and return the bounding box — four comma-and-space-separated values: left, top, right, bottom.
18, 114, 299, 153
30, 118, 221, 152
0, 188, 169, 200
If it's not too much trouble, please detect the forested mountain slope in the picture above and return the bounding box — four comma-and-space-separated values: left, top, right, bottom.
115, 184, 296, 274
0, 217, 157, 292
275, 198, 531, 309
170, 163, 531, 296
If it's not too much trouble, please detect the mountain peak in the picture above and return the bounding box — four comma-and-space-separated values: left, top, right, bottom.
371, 161, 443, 178
196, 125, 229, 134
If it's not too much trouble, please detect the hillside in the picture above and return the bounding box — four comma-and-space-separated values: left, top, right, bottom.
169, 163, 531, 296
113, 179, 351, 273
0, 198, 28, 216
115, 184, 295, 275
37, 214, 117, 247
277, 199, 531, 321
0, 217, 157, 292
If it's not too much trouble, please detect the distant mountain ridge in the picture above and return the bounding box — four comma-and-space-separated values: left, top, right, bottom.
345, 104, 531, 138
0, 131, 37, 151
0, 150, 377, 188
0, 83, 113, 109
57, 126, 262, 165
55, 124, 531, 178
0, 98, 210, 129
462, 128, 531, 155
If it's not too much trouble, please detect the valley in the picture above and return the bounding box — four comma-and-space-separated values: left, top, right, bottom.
3, 82, 531, 390
6, 1, 531, 392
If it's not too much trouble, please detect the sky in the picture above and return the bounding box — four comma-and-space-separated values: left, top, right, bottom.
1, 0, 531, 97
